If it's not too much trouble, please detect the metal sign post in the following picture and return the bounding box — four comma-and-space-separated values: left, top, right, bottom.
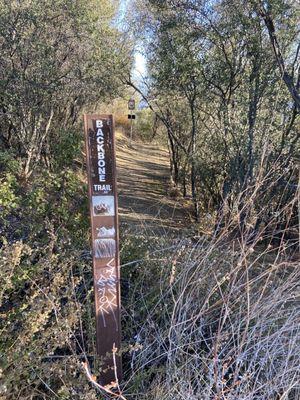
83, 114, 122, 387
128, 98, 135, 146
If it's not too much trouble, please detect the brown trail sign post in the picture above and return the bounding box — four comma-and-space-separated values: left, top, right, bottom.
83, 114, 122, 386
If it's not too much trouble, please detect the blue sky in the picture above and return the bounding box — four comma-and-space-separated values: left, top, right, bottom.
133, 51, 147, 78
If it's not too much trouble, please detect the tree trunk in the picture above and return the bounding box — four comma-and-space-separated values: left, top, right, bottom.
259, 7, 300, 110
190, 102, 199, 221
167, 129, 179, 185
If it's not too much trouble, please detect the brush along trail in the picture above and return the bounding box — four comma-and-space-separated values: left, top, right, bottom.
116, 132, 192, 236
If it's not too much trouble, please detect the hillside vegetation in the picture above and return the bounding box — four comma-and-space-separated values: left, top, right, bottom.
0, 0, 299, 399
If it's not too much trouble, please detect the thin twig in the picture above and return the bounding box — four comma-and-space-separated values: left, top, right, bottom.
81, 361, 127, 400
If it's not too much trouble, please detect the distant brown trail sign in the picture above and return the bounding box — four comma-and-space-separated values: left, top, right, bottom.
83, 114, 122, 386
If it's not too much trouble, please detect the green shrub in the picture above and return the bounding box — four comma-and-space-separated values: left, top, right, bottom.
0, 173, 20, 221
0, 150, 20, 175
134, 109, 155, 142
51, 129, 83, 171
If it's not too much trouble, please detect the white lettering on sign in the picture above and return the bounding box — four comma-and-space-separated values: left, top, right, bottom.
96, 124, 106, 183
93, 184, 112, 193
97, 264, 118, 330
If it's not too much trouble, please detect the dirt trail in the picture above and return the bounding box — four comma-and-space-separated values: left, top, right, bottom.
116, 132, 191, 234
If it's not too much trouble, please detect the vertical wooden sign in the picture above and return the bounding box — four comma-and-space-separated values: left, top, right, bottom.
83, 114, 122, 386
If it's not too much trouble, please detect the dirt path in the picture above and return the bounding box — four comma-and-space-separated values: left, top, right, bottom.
116, 132, 192, 235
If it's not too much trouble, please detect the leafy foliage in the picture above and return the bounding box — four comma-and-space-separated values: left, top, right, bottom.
131, 0, 299, 230
0, 0, 131, 176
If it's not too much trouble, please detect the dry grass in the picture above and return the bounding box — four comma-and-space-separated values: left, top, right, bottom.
95, 137, 300, 399
120, 229, 299, 399
119, 162, 299, 398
